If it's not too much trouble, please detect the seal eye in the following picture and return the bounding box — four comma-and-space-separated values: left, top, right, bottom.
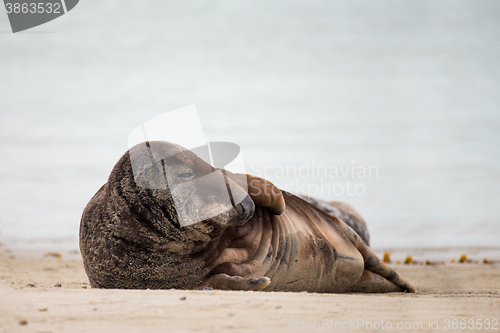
178, 170, 194, 181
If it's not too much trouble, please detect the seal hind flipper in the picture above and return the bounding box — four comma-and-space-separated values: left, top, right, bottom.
198, 274, 271, 291
348, 270, 403, 293
333, 217, 416, 293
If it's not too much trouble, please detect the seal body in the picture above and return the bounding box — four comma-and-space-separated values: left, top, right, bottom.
196, 190, 413, 293
80, 141, 415, 293
200, 193, 364, 292
299, 195, 370, 247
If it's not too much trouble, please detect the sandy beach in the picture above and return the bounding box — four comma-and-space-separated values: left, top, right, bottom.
1, 250, 499, 333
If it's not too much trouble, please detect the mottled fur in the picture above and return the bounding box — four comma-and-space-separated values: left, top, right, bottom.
79, 152, 207, 289
80, 142, 254, 289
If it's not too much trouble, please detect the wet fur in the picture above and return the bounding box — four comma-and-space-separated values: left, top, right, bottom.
80, 151, 209, 289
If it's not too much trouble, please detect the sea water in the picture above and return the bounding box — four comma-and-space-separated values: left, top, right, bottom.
0, 0, 499, 252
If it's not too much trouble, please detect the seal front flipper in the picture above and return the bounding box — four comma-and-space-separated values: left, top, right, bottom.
221, 170, 285, 215
198, 274, 271, 291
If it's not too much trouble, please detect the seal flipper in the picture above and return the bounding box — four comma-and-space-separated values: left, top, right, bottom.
333, 217, 416, 293
348, 270, 403, 293
198, 274, 271, 291
222, 171, 285, 215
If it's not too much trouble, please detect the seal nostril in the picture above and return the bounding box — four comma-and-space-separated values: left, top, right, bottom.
235, 204, 244, 216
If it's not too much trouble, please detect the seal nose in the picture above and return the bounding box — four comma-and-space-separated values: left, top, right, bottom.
234, 195, 255, 221
235, 204, 244, 216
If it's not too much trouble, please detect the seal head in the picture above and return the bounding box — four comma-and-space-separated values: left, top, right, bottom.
79, 141, 254, 289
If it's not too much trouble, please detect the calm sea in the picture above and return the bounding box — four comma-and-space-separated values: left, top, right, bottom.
0, 0, 499, 253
